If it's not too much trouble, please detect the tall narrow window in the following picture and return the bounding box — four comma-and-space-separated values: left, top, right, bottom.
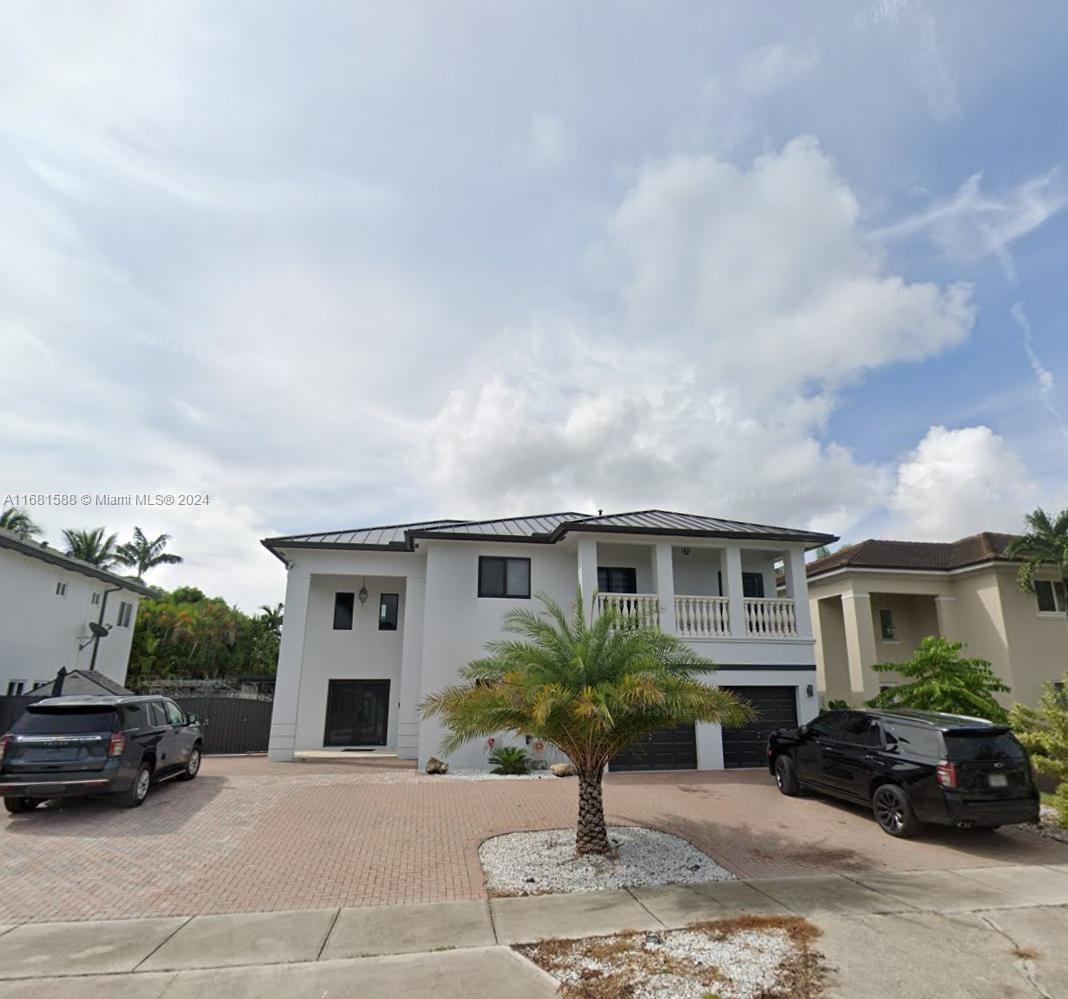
741, 572, 765, 598
379, 593, 399, 631
333, 592, 355, 630
478, 556, 531, 598
879, 608, 896, 640
91, 592, 101, 606
1035, 580, 1066, 614
55, 581, 67, 597
116, 601, 133, 628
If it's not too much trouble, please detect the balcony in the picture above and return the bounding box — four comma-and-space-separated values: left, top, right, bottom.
595, 592, 800, 639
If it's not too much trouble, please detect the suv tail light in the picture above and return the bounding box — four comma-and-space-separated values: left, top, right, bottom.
936, 761, 957, 789
0, 735, 9, 762
108, 732, 127, 758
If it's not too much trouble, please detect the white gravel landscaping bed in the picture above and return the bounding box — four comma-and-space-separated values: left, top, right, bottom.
517, 917, 825, 998
480, 826, 734, 895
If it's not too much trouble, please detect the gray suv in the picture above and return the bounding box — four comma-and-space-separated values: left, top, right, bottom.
0, 695, 203, 812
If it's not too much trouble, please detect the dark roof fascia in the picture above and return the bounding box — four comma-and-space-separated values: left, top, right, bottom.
808, 556, 1019, 580
549, 522, 838, 547
406, 529, 559, 545
0, 533, 153, 597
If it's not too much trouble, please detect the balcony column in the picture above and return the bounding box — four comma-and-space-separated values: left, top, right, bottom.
576, 536, 598, 617
724, 545, 746, 638
652, 543, 675, 633
783, 547, 813, 639
268, 568, 311, 761
841, 590, 878, 698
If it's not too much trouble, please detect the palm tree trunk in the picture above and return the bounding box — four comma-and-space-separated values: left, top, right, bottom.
575, 767, 610, 855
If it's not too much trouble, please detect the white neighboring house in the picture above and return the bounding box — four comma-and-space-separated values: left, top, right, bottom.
263, 510, 836, 772
0, 528, 152, 695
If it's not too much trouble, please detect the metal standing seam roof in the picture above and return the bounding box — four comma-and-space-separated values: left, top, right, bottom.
263, 509, 837, 558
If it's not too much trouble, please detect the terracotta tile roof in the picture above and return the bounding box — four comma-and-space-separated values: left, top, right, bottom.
807, 532, 1020, 577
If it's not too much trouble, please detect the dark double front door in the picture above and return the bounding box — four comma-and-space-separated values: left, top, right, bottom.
324, 679, 390, 747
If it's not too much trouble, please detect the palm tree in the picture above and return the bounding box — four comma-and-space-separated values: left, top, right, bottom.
421, 590, 753, 855
115, 527, 184, 581
0, 507, 43, 540
62, 527, 121, 568
259, 603, 284, 636
1005, 508, 1068, 616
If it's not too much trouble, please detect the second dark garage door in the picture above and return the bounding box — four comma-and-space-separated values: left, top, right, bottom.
611, 723, 697, 772
721, 685, 799, 769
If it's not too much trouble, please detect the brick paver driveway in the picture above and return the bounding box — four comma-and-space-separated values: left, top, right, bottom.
1, 756, 1064, 923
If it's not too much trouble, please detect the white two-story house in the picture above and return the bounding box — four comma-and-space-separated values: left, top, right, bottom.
263, 510, 836, 771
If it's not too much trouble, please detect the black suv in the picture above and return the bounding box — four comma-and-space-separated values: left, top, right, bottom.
0, 695, 203, 813
768, 708, 1040, 837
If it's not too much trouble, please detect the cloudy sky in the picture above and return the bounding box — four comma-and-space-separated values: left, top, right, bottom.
2, 1, 1066, 610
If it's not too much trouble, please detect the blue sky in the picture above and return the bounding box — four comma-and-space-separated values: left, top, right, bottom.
2, 1, 1066, 608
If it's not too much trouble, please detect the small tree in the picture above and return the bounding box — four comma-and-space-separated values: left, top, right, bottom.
421, 590, 753, 855
1011, 673, 1068, 826
864, 636, 1010, 723
1005, 508, 1068, 617
62, 527, 121, 568
0, 507, 43, 540
115, 527, 184, 581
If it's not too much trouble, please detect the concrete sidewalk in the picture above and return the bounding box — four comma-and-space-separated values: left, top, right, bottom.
0, 863, 1065, 997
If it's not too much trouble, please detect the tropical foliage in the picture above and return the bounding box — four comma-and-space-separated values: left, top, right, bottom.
259, 603, 284, 637
115, 527, 184, 580
865, 636, 1010, 723
1010, 673, 1068, 826
488, 745, 531, 775
126, 586, 280, 683
421, 590, 753, 855
1005, 507, 1068, 609
62, 527, 121, 568
0, 507, 43, 540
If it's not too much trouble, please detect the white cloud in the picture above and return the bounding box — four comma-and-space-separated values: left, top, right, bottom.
887, 426, 1037, 538
873, 169, 1068, 283
414, 138, 974, 533
1011, 303, 1068, 438
521, 112, 573, 170
737, 41, 820, 96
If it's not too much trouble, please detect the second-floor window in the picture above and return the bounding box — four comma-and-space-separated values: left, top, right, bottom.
55, 581, 67, 597
116, 601, 133, 628
379, 593, 399, 631
1035, 580, 1067, 614
478, 556, 530, 598
597, 567, 637, 594
333, 592, 355, 630
879, 608, 896, 640
742, 572, 765, 598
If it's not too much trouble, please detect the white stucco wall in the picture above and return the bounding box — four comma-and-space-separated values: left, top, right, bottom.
293, 574, 407, 751
0, 548, 141, 692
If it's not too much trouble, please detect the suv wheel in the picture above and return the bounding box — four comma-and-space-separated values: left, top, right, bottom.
774, 754, 801, 796
120, 762, 153, 808
872, 784, 922, 837
3, 797, 39, 815
178, 746, 202, 781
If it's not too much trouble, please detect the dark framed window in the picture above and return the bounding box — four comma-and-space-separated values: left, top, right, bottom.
1035, 580, 1066, 613
379, 593, 399, 631
879, 608, 896, 640
742, 572, 765, 598
333, 592, 355, 630
478, 556, 531, 598
116, 601, 133, 628
597, 567, 637, 594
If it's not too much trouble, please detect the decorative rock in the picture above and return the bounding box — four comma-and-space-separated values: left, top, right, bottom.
425, 757, 449, 774
550, 763, 577, 777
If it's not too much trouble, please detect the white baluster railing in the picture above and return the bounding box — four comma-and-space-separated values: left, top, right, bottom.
595, 592, 661, 629
674, 595, 731, 638
744, 597, 799, 638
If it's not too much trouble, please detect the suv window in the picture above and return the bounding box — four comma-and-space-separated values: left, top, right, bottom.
883, 723, 944, 758
13, 708, 119, 734
147, 702, 167, 727
809, 712, 845, 738
944, 732, 1026, 762
163, 701, 185, 727
839, 712, 882, 747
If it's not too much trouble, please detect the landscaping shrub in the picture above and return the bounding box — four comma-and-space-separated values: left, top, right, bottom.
488, 745, 531, 775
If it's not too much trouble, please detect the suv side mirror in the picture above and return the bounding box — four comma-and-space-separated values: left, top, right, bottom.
186, 713, 199, 726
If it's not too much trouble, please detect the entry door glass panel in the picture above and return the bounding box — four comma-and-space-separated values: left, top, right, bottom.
324, 679, 390, 746
598, 567, 638, 594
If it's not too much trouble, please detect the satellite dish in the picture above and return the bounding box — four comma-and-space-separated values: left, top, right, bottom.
89, 622, 111, 639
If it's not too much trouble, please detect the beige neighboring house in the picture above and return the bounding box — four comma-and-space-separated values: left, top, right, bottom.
805, 533, 1068, 708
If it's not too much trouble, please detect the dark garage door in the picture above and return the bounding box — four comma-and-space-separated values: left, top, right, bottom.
721, 685, 798, 769
612, 723, 697, 772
